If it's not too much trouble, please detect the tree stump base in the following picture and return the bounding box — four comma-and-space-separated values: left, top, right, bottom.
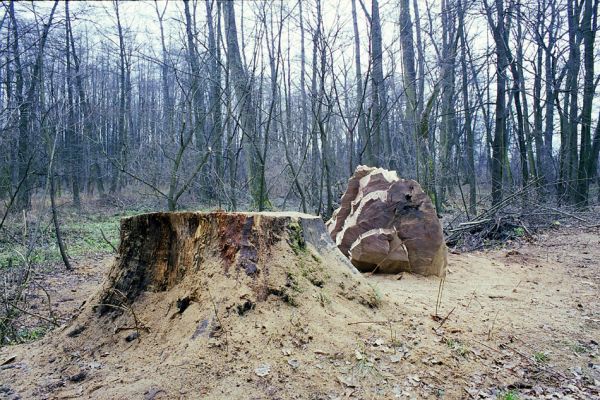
98, 211, 362, 313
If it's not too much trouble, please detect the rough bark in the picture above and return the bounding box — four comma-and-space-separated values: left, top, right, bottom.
205, 0, 224, 187
563, 0, 582, 203
483, 0, 509, 207
110, 0, 129, 194
65, 1, 81, 208
438, 0, 458, 208
399, 0, 418, 178
351, 0, 370, 166
99, 211, 358, 309
370, 0, 390, 166
576, 0, 597, 205
223, 0, 261, 207
458, 0, 475, 216
543, 0, 558, 192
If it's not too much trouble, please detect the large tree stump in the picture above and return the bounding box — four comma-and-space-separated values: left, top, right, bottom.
99, 211, 360, 311
327, 166, 447, 277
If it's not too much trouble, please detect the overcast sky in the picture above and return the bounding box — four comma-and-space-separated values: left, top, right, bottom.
12, 0, 490, 85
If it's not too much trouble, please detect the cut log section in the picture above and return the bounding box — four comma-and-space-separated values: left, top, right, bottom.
327, 166, 447, 277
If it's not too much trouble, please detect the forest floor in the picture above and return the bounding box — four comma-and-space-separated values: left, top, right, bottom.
0, 208, 599, 399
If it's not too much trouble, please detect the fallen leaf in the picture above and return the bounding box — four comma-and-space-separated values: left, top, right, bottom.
337, 375, 358, 388
390, 354, 402, 363
254, 364, 271, 377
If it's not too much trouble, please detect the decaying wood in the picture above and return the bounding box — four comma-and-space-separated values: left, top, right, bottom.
99, 211, 358, 310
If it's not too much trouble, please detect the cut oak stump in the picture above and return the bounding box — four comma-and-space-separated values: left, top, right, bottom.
98, 211, 363, 311
2, 212, 385, 399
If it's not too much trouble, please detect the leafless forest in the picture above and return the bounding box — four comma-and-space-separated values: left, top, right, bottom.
1, 2, 600, 397
1, 0, 598, 218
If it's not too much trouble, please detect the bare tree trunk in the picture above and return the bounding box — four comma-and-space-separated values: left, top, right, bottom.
543, 0, 558, 194
564, 0, 582, 204
183, 0, 210, 200
370, 0, 390, 167
399, 0, 419, 181
50, 173, 72, 271
515, 2, 536, 183
532, 1, 545, 195
310, 0, 322, 212
412, 0, 425, 120
155, 0, 172, 137
65, 1, 81, 208
317, 21, 333, 218
281, 22, 307, 213
222, 0, 261, 207
110, 0, 128, 194
10, 0, 58, 209
8, 0, 25, 207
507, 26, 530, 194
351, 0, 370, 167
67, 10, 104, 197
298, 0, 309, 160
483, 0, 509, 207
458, 0, 475, 216
438, 0, 458, 209
206, 0, 224, 194
590, 110, 600, 194
576, 0, 598, 206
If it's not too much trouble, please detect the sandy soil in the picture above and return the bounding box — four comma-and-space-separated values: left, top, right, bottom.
0, 227, 598, 400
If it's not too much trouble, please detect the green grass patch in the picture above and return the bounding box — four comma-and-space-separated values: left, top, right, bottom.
533, 351, 549, 363
445, 337, 470, 357
0, 210, 140, 269
16, 326, 48, 343
497, 390, 519, 400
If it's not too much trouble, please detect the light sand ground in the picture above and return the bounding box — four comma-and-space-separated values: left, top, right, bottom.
1, 227, 598, 399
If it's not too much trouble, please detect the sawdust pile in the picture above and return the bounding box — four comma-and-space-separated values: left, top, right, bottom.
3, 212, 386, 399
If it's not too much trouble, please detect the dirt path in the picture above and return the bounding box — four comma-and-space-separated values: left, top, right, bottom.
1, 228, 598, 399
370, 227, 600, 398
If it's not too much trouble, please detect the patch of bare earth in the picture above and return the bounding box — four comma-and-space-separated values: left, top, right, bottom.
1, 225, 598, 399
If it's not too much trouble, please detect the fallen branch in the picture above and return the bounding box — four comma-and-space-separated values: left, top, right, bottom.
100, 228, 118, 253
436, 306, 455, 329
536, 205, 590, 224
7, 301, 59, 326
347, 320, 403, 326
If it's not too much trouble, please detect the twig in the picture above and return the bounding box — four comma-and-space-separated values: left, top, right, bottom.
7, 302, 59, 326
100, 228, 118, 253
207, 288, 229, 353
437, 306, 455, 329
31, 279, 57, 326
487, 310, 499, 340
446, 179, 541, 242
95, 289, 147, 341
347, 320, 403, 325
435, 277, 445, 316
